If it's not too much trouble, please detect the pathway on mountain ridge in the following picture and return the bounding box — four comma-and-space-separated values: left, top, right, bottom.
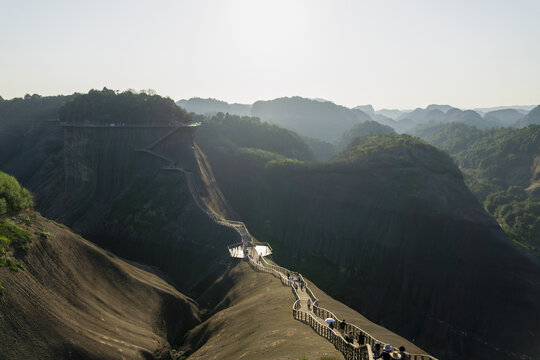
136, 129, 436, 360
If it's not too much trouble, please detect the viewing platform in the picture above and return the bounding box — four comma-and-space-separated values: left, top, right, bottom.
228, 242, 273, 259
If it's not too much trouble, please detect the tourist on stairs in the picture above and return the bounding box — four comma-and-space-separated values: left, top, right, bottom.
374, 344, 394, 359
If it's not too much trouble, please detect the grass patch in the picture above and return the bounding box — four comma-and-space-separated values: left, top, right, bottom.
12, 215, 32, 227
0, 219, 32, 253
35, 229, 52, 240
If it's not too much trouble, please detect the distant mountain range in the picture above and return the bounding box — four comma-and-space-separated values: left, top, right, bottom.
176, 97, 536, 142
176, 97, 251, 116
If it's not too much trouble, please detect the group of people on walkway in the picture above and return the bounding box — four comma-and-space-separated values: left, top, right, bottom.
288, 272, 305, 292
322, 318, 410, 359
372, 342, 410, 360
269, 258, 412, 360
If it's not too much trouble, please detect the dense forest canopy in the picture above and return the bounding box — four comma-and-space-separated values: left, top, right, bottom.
59, 88, 191, 124
196, 112, 315, 161
0, 94, 72, 121
416, 123, 540, 256
335, 120, 396, 150
330, 134, 460, 176
416, 123, 540, 196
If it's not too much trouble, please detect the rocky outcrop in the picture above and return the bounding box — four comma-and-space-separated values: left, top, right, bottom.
0, 121, 237, 294
198, 134, 540, 360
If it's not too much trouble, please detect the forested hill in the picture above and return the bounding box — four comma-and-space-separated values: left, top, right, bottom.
335, 120, 396, 150
195, 112, 315, 161
0, 94, 72, 121
517, 105, 540, 127
415, 122, 540, 256
59, 88, 191, 124
415, 123, 540, 197
251, 96, 370, 141
197, 125, 540, 360
176, 97, 251, 116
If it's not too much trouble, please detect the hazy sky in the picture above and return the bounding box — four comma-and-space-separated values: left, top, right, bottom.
1, 0, 539, 109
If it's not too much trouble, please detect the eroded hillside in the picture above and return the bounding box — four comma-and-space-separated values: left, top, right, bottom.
0, 211, 201, 360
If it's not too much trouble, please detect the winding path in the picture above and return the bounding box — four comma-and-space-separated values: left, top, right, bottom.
135, 131, 438, 360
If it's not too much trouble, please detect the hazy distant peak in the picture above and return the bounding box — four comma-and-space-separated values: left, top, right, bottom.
175, 97, 251, 116
353, 105, 375, 115
309, 97, 332, 103
473, 105, 537, 113
426, 104, 456, 113
375, 108, 407, 120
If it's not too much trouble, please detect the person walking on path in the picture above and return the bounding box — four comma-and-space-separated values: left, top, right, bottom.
357, 331, 366, 345
307, 298, 311, 311
398, 346, 409, 360
374, 344, 394, 360
373, 342, 382, 358
339, 319, 347, 334
345, 330, 354, 344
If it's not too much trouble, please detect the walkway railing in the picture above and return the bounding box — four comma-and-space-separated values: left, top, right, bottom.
135, 142, 437, 360
248, 254, 438, 360
247, 253, 373, 360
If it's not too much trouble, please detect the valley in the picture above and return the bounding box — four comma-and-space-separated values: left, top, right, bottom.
0, 92, 539, 360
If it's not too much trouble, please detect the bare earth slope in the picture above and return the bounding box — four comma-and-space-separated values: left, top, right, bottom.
0, 212, 201, 360
182, 261, 344, 360
181, 261, 429, 360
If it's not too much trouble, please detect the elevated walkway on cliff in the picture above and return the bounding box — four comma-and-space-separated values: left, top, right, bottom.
132, 127, 436, 360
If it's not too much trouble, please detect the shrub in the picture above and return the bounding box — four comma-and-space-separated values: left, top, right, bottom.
0, 220, 32, 253
35, 229, 52, 240
0, 172, 34, 215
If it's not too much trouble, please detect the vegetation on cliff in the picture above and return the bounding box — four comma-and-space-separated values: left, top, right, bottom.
261, 134, 461, 180
0, 94, 72, 121
0, 172, 35, 297
335, 120, 396, 150
59, 88, 191, 125
0, 172, 34, 215
196, 112, 315, 161
416, 123, 540, 255
484, 187, 540, 256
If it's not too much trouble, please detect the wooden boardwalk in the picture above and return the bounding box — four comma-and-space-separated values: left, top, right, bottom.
134, 136, 438, 360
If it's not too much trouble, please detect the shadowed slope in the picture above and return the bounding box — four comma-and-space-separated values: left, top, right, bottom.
198, 132, 540, 360
0, 212, 201, 360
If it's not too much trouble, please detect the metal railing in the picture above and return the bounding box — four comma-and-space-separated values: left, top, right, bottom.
248, 254, 437, 360
247, 253, 373, 360
140, 144, 437, 360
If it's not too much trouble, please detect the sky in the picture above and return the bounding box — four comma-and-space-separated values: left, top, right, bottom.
1, 0, 539, 109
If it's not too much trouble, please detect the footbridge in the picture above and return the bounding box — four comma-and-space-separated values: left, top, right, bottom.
134, 129, 436, 360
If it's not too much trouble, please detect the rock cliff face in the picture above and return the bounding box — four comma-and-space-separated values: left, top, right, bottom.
0, 121, 237, 294
0, 212, 200, 360
198, 134, 540, 360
